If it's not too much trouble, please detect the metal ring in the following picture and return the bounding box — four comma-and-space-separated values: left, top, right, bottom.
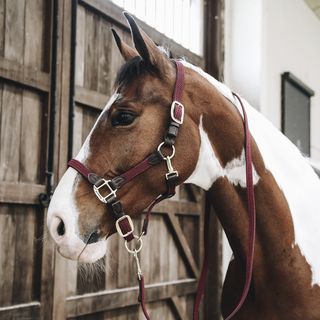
157, 142, 175, 160
124, 235, 143, 254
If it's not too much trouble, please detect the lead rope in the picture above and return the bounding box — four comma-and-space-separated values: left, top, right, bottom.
193, 92, 256, 320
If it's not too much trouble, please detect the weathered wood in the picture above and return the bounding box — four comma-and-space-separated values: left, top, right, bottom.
72, 105, 83, 157
170, 296, 189, 320
39, 209, 55, 320
84, 9, 99, 91
20, 88, 42, 184
167, 213, 200, 279
67, 260, 78, 297
0, 181, 45, 204
0, 0, 5, 56
12, 205, 36, 304
75, 85, 109, 110
0, 302, 40, 319
97, 17, 112, 95
0, 83, 22, 182
0, 57, 51, 92
75, 5, 86, 87
24, 0, 44, 70
67, 278, 198, 317
0, 204, 16, 307
81, 107, 100, 142
105, 230, 119, 291
4, 0, 25, 64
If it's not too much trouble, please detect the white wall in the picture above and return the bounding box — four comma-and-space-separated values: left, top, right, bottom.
223, 0, 320, 280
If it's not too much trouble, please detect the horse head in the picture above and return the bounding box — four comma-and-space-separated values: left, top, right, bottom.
47, 13, 206, 263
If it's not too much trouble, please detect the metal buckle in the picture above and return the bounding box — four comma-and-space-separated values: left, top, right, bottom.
115, 215, 134, 238
93, 179, 117, 203
165, 157, 179, 180
171, 101, 184, 125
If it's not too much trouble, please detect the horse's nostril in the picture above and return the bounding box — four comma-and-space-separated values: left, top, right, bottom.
57, 220, 65, 236
87, 232, 100, 244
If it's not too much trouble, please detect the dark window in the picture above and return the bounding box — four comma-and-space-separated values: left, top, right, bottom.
281, 72, 314, 155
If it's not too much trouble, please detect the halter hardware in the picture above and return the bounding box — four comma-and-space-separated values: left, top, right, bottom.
171, 101, 184, 124
93, 179, 117, 203
115, 215, 134, 238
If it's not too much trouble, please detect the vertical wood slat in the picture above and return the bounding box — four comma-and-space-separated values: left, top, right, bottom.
0, 0, 5, 57
12, 205, 36, 305
0, 83, 22, 182
0, 205, 16, 307
24, 0, 44, 70
4, 0, 25, 64
97, 17, 112, 95
75, 4, 85, 87
72, 105, 83, 158
84, 9, 99, 91
20, 88, 42, 184
52, 0, 72, 319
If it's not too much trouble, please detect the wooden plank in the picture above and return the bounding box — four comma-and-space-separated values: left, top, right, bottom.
0, 204, 16, 307
81, 107, 100, 142
105, 226, 119, 291
0, 57, 51, 92
80, 0, 204, 68
0, 302, 40, 318
53, 0, 72, 318
39, 209, 55, 320
67, 278, 198, 317
67, 260, 78, 297
84, 9, 99, 91
12, 205, 36, 305
75, 5, 86, 87
19, 88, 42, 184
4, 0, 25, 64
0, 83, 22, 182
24, 0, 44, 70
72, 105, 83, 158
0, 182, 45, 204
167, 213, 200, 279
0, 0, 5, 56
97, 17, 112, 95
75, 85, 109, 110
170, 296, 189, 320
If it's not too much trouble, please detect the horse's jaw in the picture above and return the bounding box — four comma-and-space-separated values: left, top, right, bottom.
47, 167, 107, 263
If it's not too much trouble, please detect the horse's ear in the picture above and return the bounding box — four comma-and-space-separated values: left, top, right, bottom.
123, 12, 168, 68
111, 28, 138, 61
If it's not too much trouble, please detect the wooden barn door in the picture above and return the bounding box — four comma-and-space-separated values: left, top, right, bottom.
0, 0, 57, 319
0, 0, 223, 319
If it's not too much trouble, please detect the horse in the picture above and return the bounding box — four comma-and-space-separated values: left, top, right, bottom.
47, 12, 320, 319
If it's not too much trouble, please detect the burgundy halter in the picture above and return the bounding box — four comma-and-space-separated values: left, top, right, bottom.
68, 60, 256, 320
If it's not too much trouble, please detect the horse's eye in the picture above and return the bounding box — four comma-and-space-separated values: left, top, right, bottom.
111, 110, 137, 127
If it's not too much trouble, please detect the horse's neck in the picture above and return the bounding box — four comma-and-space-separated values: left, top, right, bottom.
183, 65, 320, 288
